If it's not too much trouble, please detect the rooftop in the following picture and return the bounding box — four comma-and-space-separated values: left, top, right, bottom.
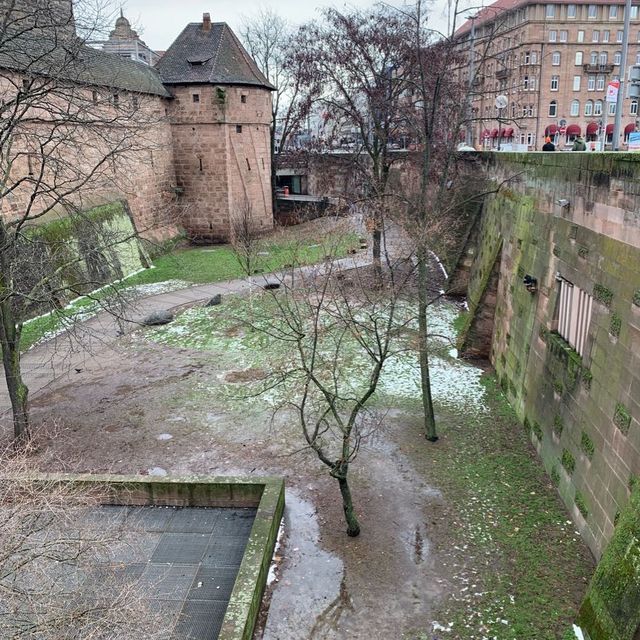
156, 16, 274, 89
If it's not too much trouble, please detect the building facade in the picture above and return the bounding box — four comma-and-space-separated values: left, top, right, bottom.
457, 0, 640, 150
101, 11, 161, 66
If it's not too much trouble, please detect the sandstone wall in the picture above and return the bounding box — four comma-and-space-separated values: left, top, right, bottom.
0, 74, 179, 242
167, 85, 273, 242
460, 152, 640, 560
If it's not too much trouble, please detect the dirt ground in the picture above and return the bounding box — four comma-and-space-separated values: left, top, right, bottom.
1, 223, 595, 639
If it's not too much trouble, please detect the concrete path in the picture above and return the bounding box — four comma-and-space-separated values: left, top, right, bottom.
0, 253, 371, 420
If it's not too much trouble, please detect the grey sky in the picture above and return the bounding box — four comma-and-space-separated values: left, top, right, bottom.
119, 0, 459, 50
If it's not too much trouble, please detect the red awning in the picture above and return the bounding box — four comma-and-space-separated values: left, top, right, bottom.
625, 123, 636, 134
491, 128, 499, 138
545, 124, 559, 135
566, 124, 581, 136
586, 122, 598, 135
482, 129, 491, 138
606, 124, 614, 134
504, 127, 514, 137
499, 128, 506, 137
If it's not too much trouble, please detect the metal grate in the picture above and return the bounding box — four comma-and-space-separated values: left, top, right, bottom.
188, 567, 239, 601
201, 538, 247, 568
151, 533, 210, 565
172, 600, 229, 640
138, 563, 198, 600
166, 508, 220, 534
126, 506, 176, 532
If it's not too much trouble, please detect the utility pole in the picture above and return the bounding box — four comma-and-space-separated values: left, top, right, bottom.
613, 0, 632, 150
466, 16, 476, 147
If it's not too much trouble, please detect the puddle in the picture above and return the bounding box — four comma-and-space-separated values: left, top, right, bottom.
263, 491, 343, 640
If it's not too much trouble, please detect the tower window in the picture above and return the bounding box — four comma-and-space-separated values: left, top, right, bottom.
193, 94, 200, 103
241, 94, 247, 103
236, 125, 243, 133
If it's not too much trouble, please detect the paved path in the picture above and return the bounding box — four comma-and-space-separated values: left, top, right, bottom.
0, 253, 371, 420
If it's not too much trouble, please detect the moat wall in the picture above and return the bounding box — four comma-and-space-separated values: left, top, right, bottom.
459, 152, 640, 563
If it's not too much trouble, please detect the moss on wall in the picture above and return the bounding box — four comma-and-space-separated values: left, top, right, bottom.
577, 486, 640, 640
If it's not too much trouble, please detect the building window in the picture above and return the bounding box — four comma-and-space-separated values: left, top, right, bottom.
588, 75, 596, 90
241, 95, 247, 103
614, 51, 622, 65
603, 29, 610, 42
524, 50, 531, 63
523, 75, 530, 89
575, 51, 583, 65
588, 4, 597, 18
531, 51, 538, 64
551, 75, 559, 90
527, 132, 534, 145
568, 4, 576, 18
608, 101, 616, 115
594, 99, 603, 115
192, 94, 200, 103
590, 51, 598, 65
597, 74, 605, 90
600, 52, 608, 64
556, 278, 592, 357
552, 51, 561, 65
236, 125, 243, 133
636, 52, 640, 64
112, 93, 119, 106
92, 90, 98, 104
549, 30, 557, 42
578, 30, 585, 42
560, 30, 568, 42
546, 4, 556, 18
610, 5, 618, 19
571, 99, 580, 116
585, 100, 593, 115
132, 95, 139, 109
632, 100, 639, 115
573, 75, 581, 91
632, 6, 639, 19
617, 29, 624, 42
549, 100, 558, 117
528, 104, 535, 116
592, 29, 600, 42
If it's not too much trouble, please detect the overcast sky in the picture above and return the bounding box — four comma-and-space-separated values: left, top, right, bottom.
119, 0, 460, 50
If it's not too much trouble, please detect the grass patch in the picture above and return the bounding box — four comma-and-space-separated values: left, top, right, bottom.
405, 366, 594, 638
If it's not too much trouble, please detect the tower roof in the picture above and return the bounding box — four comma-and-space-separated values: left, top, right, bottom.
155, 20, 274, 89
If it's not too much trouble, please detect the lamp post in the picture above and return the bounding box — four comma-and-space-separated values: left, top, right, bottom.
613, 0, 633, 150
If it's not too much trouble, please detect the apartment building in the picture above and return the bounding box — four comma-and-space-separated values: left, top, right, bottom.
456, 0, 640, 150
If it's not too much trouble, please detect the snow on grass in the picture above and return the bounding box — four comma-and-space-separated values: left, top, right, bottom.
122, 279, 191, 299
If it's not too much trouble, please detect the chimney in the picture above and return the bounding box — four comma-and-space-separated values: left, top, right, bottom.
202, 13, 211, 31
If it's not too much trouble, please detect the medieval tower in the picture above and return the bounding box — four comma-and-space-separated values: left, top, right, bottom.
155, 13, 275, 242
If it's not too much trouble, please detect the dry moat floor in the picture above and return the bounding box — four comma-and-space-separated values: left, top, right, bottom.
6, 246, 594, 639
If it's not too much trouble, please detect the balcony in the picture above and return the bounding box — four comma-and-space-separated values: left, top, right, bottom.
583, 63, 615, 74
496, 68, 511, 79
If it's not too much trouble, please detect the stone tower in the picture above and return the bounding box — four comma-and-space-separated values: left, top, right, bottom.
102, 10, 160, 66
155, 13, 274, 242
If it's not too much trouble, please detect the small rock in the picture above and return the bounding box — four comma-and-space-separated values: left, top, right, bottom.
205, 294, 222, 307
142, 310, 174, 326
263, 282, 280, 290
157, 433, 173, 441
147, 466, 168, 477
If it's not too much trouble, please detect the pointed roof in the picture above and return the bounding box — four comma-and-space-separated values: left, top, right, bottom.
155, 21, 274, 89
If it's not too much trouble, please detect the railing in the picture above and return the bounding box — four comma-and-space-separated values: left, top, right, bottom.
582, 63, 615, 73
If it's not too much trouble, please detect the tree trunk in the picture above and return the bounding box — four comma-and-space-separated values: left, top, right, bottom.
337, 476, 360, 537
372, 225, 382, 284
417, 245, 437, 442
0, 302, 30, 444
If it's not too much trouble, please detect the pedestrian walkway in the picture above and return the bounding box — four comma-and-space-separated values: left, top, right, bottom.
0, 253, 372, 420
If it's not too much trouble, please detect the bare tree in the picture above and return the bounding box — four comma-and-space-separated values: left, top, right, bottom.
0, 442, 165, 639
292, 7, 412, 282
255, 235, 414, 536
0, 0, 172, 443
